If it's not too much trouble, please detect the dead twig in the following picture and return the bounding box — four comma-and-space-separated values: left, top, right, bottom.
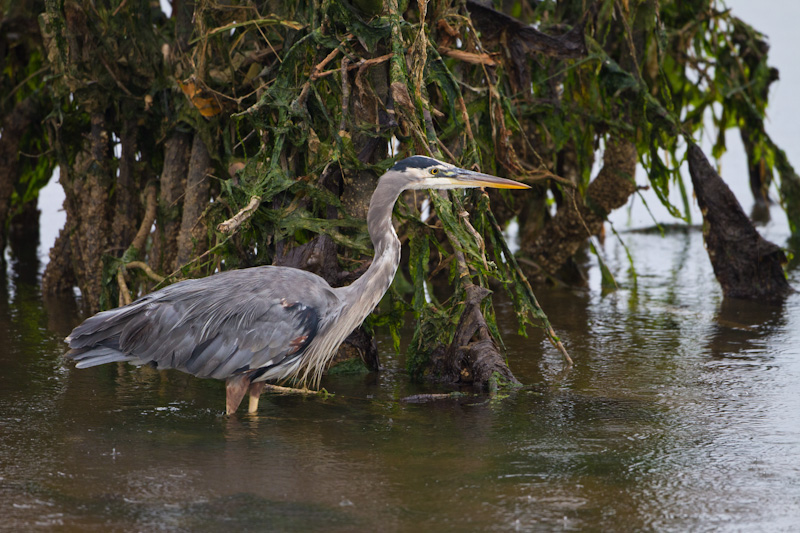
437, 47, 497, 66
217, 195, 261, 234
314, 53, 394, 79
111, 0, 128, 16
295, 45, 345, 107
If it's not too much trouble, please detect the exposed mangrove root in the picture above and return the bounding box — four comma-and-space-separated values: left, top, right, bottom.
117, 268, 132, 306
125, 261, 166, 283
131, 182, 158, 254
687, 144, 791, 302
432, 216, 519, 387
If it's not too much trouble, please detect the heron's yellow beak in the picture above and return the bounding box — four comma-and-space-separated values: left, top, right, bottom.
448, 168, 530, 189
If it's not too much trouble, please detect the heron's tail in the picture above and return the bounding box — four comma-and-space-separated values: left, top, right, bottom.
69, 346, 130, 368
65, 303, 148, 368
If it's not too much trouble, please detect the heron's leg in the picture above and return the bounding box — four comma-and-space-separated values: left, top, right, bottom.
248, 381, 266, 413
225, 374, 250, 415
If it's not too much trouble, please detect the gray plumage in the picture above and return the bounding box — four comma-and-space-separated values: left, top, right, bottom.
65, 155, 529, 414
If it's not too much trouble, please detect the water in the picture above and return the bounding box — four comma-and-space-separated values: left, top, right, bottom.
1, 212, 799, 532
8, 3, 800, 527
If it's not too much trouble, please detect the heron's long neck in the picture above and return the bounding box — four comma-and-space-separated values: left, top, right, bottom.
339, 175, 404, 314
299, 176, 405, 387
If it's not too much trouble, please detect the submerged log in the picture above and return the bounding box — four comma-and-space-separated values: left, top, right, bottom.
687, 144, 790, 302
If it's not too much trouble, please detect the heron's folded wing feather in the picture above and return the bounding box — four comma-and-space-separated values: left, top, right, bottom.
66, 267, 340, 381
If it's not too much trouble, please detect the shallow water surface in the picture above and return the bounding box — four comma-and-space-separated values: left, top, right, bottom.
1, 225, 799, 532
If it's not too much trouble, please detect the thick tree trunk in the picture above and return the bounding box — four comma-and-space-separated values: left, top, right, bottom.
0, 97, 41, 255
152, 130, 192, 274
176, 135, 212, 266
112, 118, 141, 250
60, 111, 115, 312
520, 137, 638, 284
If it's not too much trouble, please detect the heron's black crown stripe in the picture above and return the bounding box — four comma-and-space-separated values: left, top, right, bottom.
391, 156, 442, 172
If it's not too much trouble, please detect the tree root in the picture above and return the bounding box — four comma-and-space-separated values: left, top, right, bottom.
437, 284, 521, 389
687, 144, 791, 302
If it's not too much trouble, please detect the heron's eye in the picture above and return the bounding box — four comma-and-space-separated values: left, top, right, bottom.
430, 168, 439, 175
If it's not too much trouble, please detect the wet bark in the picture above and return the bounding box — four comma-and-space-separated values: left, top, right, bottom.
58, 112, 115, 312
687, 144, 790, 302
520, 137, 638, 284
176, 135, 212, 266
42, 226, 77, 295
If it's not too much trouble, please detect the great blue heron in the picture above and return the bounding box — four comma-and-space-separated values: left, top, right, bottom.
66, 156, 529, 414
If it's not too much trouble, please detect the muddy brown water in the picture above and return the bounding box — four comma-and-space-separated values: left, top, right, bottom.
2, 225, 799, 531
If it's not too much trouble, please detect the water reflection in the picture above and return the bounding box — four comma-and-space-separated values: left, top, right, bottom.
707, 297, 786, 359
2, 223, 800, 530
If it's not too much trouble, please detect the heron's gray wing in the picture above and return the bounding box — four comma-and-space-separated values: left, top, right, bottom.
67, 266, 340, 380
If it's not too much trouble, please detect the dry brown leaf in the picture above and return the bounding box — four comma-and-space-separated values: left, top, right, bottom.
179, 78, 222, 117
391, 81, 415, 112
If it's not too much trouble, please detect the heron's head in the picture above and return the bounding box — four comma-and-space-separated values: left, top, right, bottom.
389, 156, 529, 190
